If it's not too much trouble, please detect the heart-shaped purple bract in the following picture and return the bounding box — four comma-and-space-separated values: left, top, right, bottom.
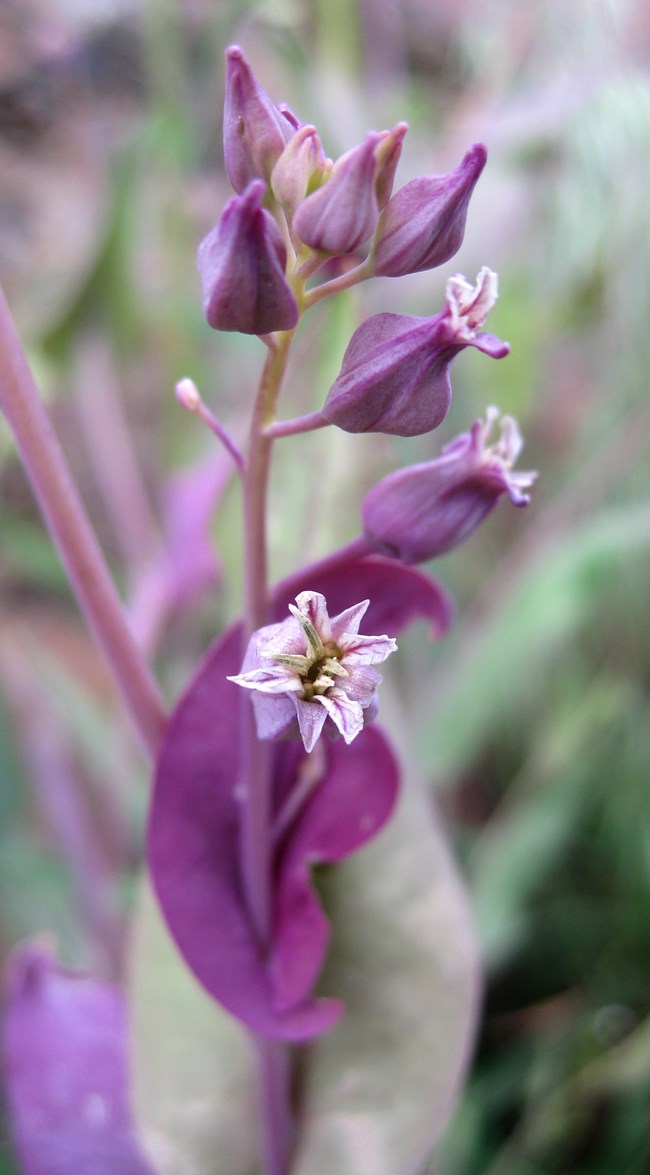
148, 555, 451, 1039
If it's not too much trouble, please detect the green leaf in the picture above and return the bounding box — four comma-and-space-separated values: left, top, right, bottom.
128, 877, 259, 1175
292, 779, 480, 1175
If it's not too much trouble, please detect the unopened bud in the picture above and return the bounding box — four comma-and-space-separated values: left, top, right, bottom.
372, 143, 487, 277
197, 180, 298, 335
223, 45, 295, 193
271, 124, 328, 214
293, 132, 381, 256
175, 377, 202, 412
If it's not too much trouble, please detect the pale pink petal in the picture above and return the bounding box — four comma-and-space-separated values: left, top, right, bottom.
227, 666, 302, 694
341, 665, 383, 703
293, 697, 329, 753
339, 632, 398, 664
245, 617, 304, 665
251, 692, 297, 740
294, 591, 332, 643
329, 599, 370, 642
316, 690, 365, 744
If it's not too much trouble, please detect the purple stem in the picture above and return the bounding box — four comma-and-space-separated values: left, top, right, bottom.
75, 335, 163, 575
303, 255, 373, 308
263, 409, 329, 440
240, 334, 295, 1174
0, 286, 167, 760
176, 378, 245, 471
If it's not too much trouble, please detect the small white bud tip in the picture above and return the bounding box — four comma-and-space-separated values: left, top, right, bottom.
176, 378, 202, 413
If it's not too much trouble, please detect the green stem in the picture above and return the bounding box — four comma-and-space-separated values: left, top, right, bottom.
303, 256, 373, 309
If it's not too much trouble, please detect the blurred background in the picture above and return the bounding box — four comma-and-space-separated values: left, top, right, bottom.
1, 1, 650, 1172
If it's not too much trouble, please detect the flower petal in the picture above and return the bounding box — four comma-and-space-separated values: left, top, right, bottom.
316, 690, 365, 744
294, 590, 332, 643
227, 665, 303, 694
338, 631, 398, 664
328, 598, 369, 642
293, 696, 329, 753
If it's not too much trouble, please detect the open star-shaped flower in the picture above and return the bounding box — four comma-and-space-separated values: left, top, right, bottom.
228, 590, 397, 752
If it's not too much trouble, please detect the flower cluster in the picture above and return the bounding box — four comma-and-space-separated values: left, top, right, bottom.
198, 45, 488, 339
0, 43, 539, 1175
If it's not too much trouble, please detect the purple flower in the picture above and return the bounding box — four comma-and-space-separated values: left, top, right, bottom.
293, 132, 382, 255
322, 267, 509, 436
229, 590, 397, 753
362, 408, 537, 563
372, 143, 487, 277
148, 554, 451, 1039
223, 45, 295, 193
197, 179, 298, 335
2, 942, 152, 1175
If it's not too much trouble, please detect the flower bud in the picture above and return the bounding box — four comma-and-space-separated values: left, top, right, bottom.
293, 132, 381, 255
362, 408, 537, 563
271, 123, 328, 214
372, 143, 487, 277
223, 45, 295, 192
322, 267, 508, 436
197, 179, 298, 335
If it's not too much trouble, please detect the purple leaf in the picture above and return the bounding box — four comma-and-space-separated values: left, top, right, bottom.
148, 557, 449, 1040
223, 45, 295, 193
273, 553, 453, 639
2, 942, 153, 1175
148, 622, 399, 1039
271, 728, 399, 1013
293, 133, 381, 256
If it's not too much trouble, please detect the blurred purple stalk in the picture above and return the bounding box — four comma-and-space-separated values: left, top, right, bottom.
240, 333, 296, 1174
0, 286, 167, 759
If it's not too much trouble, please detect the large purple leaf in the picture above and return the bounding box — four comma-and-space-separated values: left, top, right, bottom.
148, 556, 446, 1041
2, 942, 152, 1175
135, 783, 481, 1175
148, 622, 399, 1038
273, 553, 453, 638
271, 728, 398, 1014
